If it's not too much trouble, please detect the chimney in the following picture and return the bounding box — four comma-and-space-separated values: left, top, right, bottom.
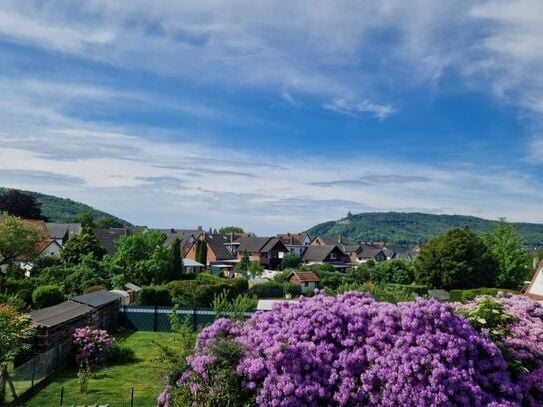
171, 228, 175, 233
338, 234, 342, 244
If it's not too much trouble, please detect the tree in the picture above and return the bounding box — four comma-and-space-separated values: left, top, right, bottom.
218, 226, 245, 234
370, 260, 415, 284
415, 228, 499, 290
75, 211, 96, 229
32, 285, 64, 308
195, 240, 207, 265
0, 190, 44, 220
95, 217, 124, 228
248, 261, 263, 278
61, 230, 106, 265
483, 219, 531, 289
0, 304, 35, 364
112, 230, 171, 285
235, 250, 250, 272
0, 213, 42, 266
167, 238, 184, 281
281, 253, 302, 270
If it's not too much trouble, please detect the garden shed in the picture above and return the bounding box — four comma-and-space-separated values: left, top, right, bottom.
72, 290, 122, 330
30, 300, 93, 351
288, 271, 320, 291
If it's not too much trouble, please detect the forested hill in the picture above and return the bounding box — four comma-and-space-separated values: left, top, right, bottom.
307, 212, 543, 247
0, 187, 131, 225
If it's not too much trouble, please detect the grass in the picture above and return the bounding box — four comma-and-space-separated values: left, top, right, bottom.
26, 330, 175, 407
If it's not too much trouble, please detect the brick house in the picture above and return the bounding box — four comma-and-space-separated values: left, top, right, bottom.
236, 236, 288, 270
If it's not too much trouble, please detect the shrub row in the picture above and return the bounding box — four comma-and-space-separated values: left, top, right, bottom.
449, 287, 517, 303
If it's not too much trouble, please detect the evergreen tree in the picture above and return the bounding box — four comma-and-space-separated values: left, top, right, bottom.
0, 190, 44, 220
235, 250, 251, 272
195, 240, 207, 265
168, 238, 183, 280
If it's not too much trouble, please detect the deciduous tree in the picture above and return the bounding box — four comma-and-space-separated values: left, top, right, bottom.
0, 213, 42, 266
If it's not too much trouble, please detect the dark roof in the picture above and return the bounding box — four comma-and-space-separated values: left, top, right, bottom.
155, 228, 202, 247
237, 237, 274, 253
289, 271, 320, 283
93, 227, 145, 256
343, 245, 361, 253
357, 246, 385, 259
276, 233, 310, 246
205, 234, 235, 260
302, 245, 337, 262
72, 290, 122, 308
261, 238, 287, 253
30, 300, 93, 328
45, 223, 82, 240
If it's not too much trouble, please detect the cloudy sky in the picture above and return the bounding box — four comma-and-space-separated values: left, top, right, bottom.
1, 0, 543, 234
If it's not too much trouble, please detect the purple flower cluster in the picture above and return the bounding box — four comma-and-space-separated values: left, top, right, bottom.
72, 327, 115, 370
167, 292, 543, 406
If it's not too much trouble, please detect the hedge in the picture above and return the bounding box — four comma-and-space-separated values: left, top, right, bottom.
449, 288, 517, 303
248, 281, 292, 298
136, 286, 172, 306
32, 285, 64, 309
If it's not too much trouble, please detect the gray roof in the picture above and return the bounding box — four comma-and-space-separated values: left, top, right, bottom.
237, 236, 273, 253
302, 245, 337, 262
31, 300, 93, 328
261, 238, 287, 253
205, 234, 235, 260
358, 246, 385, 259
45, 223, 82, 240
155, 228, 202, 247
314, 235, 353, 246
124, 282, 142, 292
72, 290, 122, 308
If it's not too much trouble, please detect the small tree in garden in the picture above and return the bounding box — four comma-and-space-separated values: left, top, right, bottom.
195, 239, 207, 266
72, 327, 115, 372
0, 304, 35, 364
0, 213, 42, 267
61, 229, 106, 265
235, 250, 250, 272
248, 261, 263, 278
281, 253, 301, 270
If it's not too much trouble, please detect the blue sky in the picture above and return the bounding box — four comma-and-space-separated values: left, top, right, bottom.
0, 0, 543, 234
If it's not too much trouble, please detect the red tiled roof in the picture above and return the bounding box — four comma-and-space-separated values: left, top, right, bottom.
290, 271, 320, 283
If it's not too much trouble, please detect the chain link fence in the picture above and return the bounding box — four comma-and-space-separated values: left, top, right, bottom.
4, 341, 71, 405
23, 387, 156, 407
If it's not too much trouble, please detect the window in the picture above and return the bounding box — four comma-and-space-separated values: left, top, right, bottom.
330, 252, 337, 260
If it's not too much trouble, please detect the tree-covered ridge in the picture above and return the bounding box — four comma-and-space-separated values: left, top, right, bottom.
307, 211, 543, 247
0, 187, 131, 226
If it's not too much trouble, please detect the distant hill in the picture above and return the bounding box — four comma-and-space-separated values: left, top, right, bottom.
0, 187, 131, 225
307, 212, 543, 247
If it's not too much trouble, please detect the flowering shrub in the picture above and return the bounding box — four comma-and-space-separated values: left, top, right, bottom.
72, 327, 115, 370
160, 292, 543, 406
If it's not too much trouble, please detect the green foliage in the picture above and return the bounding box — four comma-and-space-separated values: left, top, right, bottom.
0, 304, 35, 363
414, 228, 499, 290
234, 250, 250, 272
301, 263, 336, 273
483, 219, 531, 289
136, 286, 172, 306
95, 216, 125, 228
167, 279, 233, 308
83, 285, 108, 294
319, 273, 351, 290
113, 230, 172, 285
449, 287, 517, 303
348, 263, 372, 283
167, 238, 184, 281
332, 282, 420, 303
194, 240, 207, 266
61, 230, 106, 265
0, 187, 131, 225
213, 290, 257, 320
32, 284, 64, 308
47, 255, 109, 296
248, 281, 287, 298
370, 259, 415, 284
307, 211, 543, 247
248, 261, 263, 278
107, 343, 137, 364
281, 253, 302, 270
218, 226, 244, 234
0, 293, 29, 311
0, 189, 44, 219
0, 212, 42, 266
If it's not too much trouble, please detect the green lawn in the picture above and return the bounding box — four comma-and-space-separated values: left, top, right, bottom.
26, 331, 175, 407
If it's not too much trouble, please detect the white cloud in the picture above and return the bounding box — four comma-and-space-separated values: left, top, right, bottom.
322, 98, 398, 120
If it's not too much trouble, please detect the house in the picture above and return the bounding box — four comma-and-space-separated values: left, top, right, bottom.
182, 258, 205, 273
301, 245, 350, 271
288, 271, 320, 291
355, 244, 387, 263
311, 234, 351, 247
185, 233, 236, 266
17, 220, 63, 273
276, 232, 311, 256
236, 236, 288, 270
526, 260, 543, 301
45, 222, 82, 246
154, 228, 203, 256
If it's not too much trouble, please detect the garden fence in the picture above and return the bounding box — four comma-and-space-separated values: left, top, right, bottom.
24, 386, 156, 407
118, 305, 254, 332
4, 341, 71, 405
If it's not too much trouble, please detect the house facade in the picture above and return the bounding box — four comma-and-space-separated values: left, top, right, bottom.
288, 271, 320, 291
276, 232, 311, 256
236, 236, 288, 270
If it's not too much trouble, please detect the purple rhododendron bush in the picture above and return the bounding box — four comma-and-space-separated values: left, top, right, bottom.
159, 292, 543, 406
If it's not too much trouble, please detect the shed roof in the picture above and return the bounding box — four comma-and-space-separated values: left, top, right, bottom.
183, 258, 205, 267
30, 300, 92, 328
72, 290, 122, 308
289, 271, 320, 283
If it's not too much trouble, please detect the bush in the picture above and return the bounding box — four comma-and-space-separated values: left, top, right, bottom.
370, 260, 415, 284
4, 278, 35, 295
163, 293, 541, 406
0, 293, 29, 311
83, 285, 108, 294
281, 253, 302, 270
167, 280, 233, 308
15, 289, 33, 306
319, 274, 350, 290
230, 278, 249, 296
449, 287, 517, 303
32, 285, 64, 309
136, 286, 172, 306
248, 281, 285, 298
385, 283, 428, 296
107, 343, 137, 364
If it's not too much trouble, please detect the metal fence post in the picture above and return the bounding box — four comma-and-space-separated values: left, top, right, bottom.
153, 306, 158, 332
130, 387, 134, 407
31, 356, 37, 387
59, 386, 64, 406
192, 308, 197, 331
